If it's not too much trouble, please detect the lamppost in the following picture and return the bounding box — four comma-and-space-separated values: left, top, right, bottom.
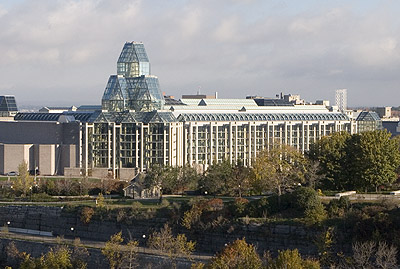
71, 227, 75, 238
142, 234, 146, 253
5, 221, 10, 233
238, 184, 241, 198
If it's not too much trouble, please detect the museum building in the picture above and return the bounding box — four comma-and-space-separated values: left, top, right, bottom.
0, 42, 359, 179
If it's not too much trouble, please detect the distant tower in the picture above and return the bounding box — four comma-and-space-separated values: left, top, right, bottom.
335, 89, 347, 111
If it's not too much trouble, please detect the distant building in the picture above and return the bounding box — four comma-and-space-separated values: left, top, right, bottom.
0, 95, 18, 118
39, 106, 77, 113
356, 111, 383, 133
315, 100, 330, 107
382, 121, 400, 137
123, 173, 161, 199
182, 92, 217, 99
335, 89, 347, 112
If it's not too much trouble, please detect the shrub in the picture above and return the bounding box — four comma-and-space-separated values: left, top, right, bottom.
80, 207, 95, 224
205, 198, 224, 211
292, 187, 327, 225
247, 197, 269, 218
96, 193, 105, 207
116, 209, 126, 222
293, 187, 319, 211
31, 192, 54, 202
228, 197, 249, 218
160, 198, 170, 207
327, 196, 351, 217
182, 205, 203, 230
267, 249, 320, 269
305, 202, 327, 225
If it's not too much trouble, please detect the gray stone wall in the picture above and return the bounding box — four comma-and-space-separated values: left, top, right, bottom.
0, 205, 327, 256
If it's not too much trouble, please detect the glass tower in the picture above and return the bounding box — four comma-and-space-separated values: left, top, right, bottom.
102, 42, 164, 112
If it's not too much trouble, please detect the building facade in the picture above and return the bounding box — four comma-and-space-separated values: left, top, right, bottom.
1, 42, 363, 178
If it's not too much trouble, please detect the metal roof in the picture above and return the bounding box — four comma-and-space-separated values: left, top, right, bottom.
89, 111, 178, 124
180, 98, 258, 107
177, 112, 349, 122
356, 111, 381, 121
77, 105, 102, 111
14, 112, 94, 122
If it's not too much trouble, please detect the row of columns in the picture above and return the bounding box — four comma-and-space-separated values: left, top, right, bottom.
183, 121, 350, 169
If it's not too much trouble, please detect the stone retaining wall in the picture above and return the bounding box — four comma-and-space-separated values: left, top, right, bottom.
0, 205, 326, 256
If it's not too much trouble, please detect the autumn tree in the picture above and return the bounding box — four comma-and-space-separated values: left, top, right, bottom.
147, 223, 195, 268
267, 249, 320, 269
13, 161, 34, 197
251, 143, 306, 201
19, 246, 73, 269
208, 238, 263, 269
102, 232, 139, 269
102, 232, 124, 269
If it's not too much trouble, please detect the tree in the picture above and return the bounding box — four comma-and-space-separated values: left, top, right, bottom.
251, 144, 306, 201
102, 232, 124, 269
309, 130, 400, 192
226, 161, 252, 197
5, 241, 26, 268
144, 165, 199, 195
19, 246, 73, 269
80, 207, 95, 224
124, 240, 139, 269
351, 241, 398, 269
13, 161, 34, 197
346, 130, 400, 192
147, 223, 196, 268
177, 165, 200, 194
71, 238, 89, 269
101, 232, 139, 269
308, 131, 351, 190
208, 238, 263, 269
144, 164, 165, 191
96, 193, 105, 207
200, 160, 233, 196
303, 160, 324, 190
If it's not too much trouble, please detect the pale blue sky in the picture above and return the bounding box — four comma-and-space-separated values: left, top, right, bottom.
1, 0, 400, 107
